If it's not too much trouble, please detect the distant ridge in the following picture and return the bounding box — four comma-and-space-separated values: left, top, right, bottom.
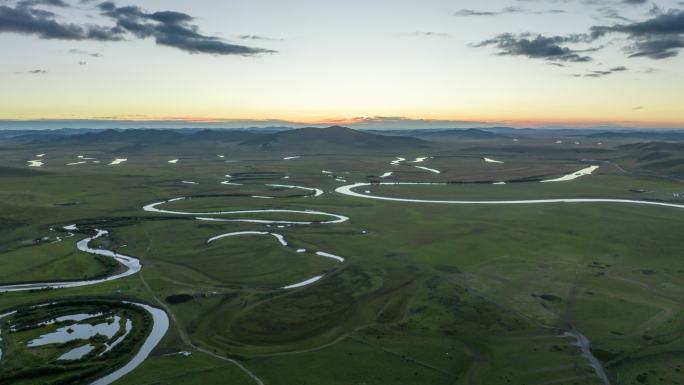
8, 126, 427, 152
239, 126, 428, 151
18, 129, 257, 145
414, 128, 505, 140
579, 131, 684, 141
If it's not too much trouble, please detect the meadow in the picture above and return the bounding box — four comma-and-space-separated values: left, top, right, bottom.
0, 133, 682, 385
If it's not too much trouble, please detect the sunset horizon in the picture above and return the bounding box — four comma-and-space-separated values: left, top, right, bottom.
2, 114, 684, 130
2, 1, 683, 129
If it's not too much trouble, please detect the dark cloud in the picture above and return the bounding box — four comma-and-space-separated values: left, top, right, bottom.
0, 1, 275, 56
583, 65, 628, 77
627, 37, 684, 58
595, 9, 684, 35
592, 9, 684, 59
147, 11, 193, 24
474, 33, 592, 62
475, 5, 684, 63
0, 3, 121, 40
17, 0, 70, 8
622, 0, 648, 4
97, 2, 275, 55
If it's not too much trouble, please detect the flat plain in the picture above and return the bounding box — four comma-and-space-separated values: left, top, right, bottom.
0, 127, 683, 385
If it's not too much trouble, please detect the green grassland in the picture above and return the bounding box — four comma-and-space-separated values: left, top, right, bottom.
0, 237, 116, 284
0, 138, 682, 385
368, 173, 682, 201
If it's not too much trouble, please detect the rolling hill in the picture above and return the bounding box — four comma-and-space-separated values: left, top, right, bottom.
618, 142, 684, 175
238, 125, 429, 152
579, 131, 684, 141
412, 128, 506, 141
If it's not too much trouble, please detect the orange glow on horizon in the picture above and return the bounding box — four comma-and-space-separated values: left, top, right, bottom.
1, 115, 683, 128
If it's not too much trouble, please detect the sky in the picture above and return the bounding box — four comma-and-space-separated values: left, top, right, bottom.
1, 0, 683, 129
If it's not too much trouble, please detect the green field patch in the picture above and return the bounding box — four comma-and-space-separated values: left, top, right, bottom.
247, 337, 455, 385
109, 351, 256, 385
574, 293, 663, 340
193, 265, 389, 353
0, 219, 37, 253
355, 326, 472, 378
228, 171, 286, 182
367, 174, 682, 202
179, 236, 336, 287
0, 237, 117, 285
113, 220, 338, 288
481, 333, 605, 385
606, 351, 684, 385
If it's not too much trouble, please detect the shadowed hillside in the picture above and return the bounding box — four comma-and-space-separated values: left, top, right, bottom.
40, 129, 257, 145
239, 125, 429, 152
412, 128, 506, 141
619, 142, 684, 176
